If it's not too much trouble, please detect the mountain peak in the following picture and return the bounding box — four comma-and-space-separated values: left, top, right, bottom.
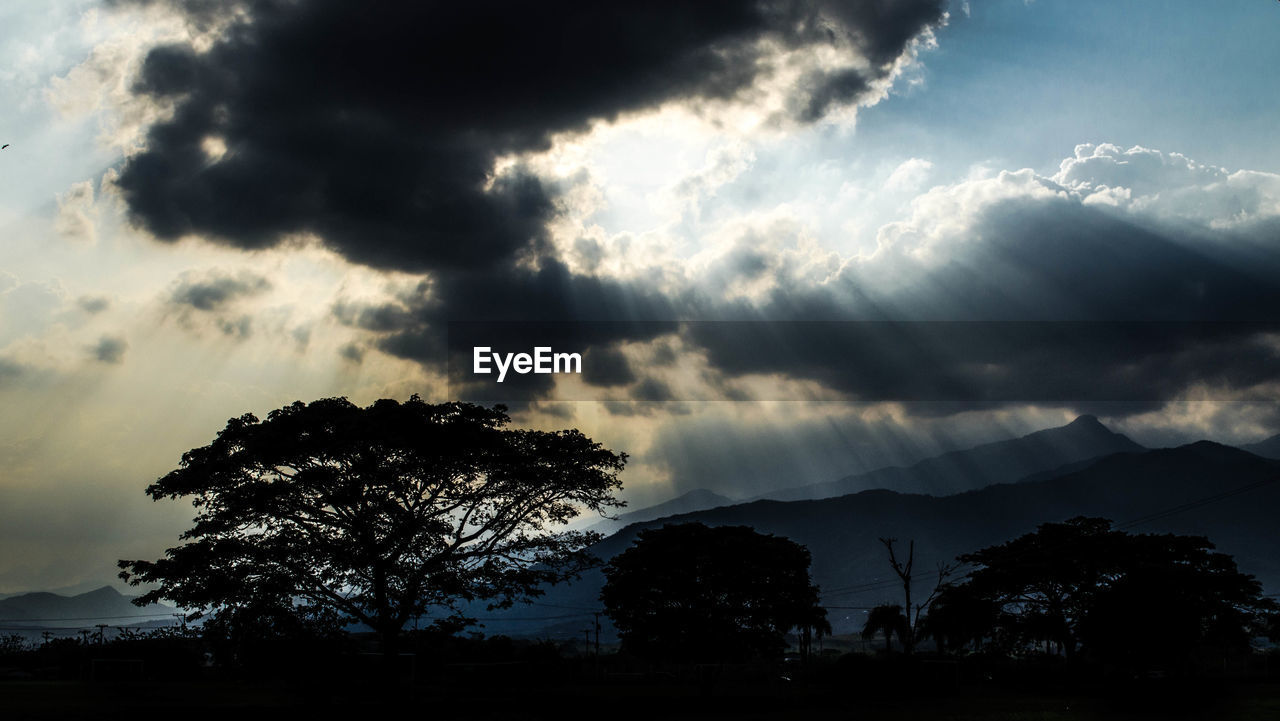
82, 586, 124, 599
762, 412, 1144, 502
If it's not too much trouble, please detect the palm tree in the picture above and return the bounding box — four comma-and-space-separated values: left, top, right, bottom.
862, 604, 908, 655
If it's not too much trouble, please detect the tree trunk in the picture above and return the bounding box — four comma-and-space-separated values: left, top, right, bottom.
380, 624, 400, 660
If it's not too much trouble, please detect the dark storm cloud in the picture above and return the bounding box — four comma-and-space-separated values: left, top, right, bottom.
337, 258, 687, 379
113, 0, 1280, 413
112, 0, 950, 404
170, 270, 270, 311
113, 0, 946, 272
795, 68, 870, 122
436, 192, 1280, 408
580, 347, 637, 388
90, 335, 128, 364
633, 377, 676, 402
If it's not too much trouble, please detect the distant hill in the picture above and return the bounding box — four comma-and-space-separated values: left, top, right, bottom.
478, 442, 1279, 638
585, 488, 734, 536
1242, 433, 1280, 460
0, 586, 173, 628
760, 415, 1143, 501
0, 580, 130, 601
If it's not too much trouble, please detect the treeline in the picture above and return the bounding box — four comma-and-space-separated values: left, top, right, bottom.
5, 517, 1277, 689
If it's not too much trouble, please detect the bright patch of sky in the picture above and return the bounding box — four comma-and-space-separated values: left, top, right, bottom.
556, 0, 1280, 259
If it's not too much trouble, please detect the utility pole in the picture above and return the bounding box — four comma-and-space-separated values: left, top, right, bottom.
593, 612, 601, 657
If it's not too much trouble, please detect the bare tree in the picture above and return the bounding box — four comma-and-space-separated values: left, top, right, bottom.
878, 537, 956, 654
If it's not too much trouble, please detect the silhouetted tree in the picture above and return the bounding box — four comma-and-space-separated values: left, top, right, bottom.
878, 537, 955, 654
949, 517, 1277, 668
918, 584, 1003, 654
861, 603, 908, 655
955, 517, 1119, 659
1074, 532, 1277, 674
119, 397, 626, 657
601, 523, 828, 663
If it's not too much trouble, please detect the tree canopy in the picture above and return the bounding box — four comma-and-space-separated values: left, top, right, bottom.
601, 523, 828, 662
119, 397, 626, 653
929, 517, 1277, 671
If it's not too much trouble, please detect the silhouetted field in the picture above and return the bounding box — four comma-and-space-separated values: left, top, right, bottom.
4, 633, 1280, 720
4, 676, 1280, 720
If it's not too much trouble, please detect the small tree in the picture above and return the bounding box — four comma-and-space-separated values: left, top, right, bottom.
601, 523, 828, 663
861, 603, 908, 655
877, 537, 955, 654
119, 397, 626, 657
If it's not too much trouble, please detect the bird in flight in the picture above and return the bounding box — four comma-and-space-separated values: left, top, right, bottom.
1, 144, 8, 150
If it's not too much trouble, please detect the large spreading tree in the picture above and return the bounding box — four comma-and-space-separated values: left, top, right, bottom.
930, 517, 1277, 671
119, 397, 626, 655
601, 523, 829, 662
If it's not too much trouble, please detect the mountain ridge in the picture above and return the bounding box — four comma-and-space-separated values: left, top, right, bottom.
1242, 432, 1280, 460
0, 585, 173, 628
585, 488, 735, 536
476, 441, 1279, 638
759, 414, 1143, 501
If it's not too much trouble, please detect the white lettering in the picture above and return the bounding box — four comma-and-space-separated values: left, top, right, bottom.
473, 346, 583, 382
513, 353, 532, 374
554, 352, 581, 373
493, 351, 513, 383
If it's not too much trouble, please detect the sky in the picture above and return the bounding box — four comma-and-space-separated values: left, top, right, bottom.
2, 0, 1280, 593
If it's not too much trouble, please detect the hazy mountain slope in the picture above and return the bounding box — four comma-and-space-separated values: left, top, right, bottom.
762, 415, 1143, 501
585, 488, 734, 536
482, 442, 1278, 637
0, 586, 173, 628
1243, 433, 1280, 459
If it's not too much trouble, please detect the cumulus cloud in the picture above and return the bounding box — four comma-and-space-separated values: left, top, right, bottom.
884, 157, 933, 192
1053, 143, 1280, 230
